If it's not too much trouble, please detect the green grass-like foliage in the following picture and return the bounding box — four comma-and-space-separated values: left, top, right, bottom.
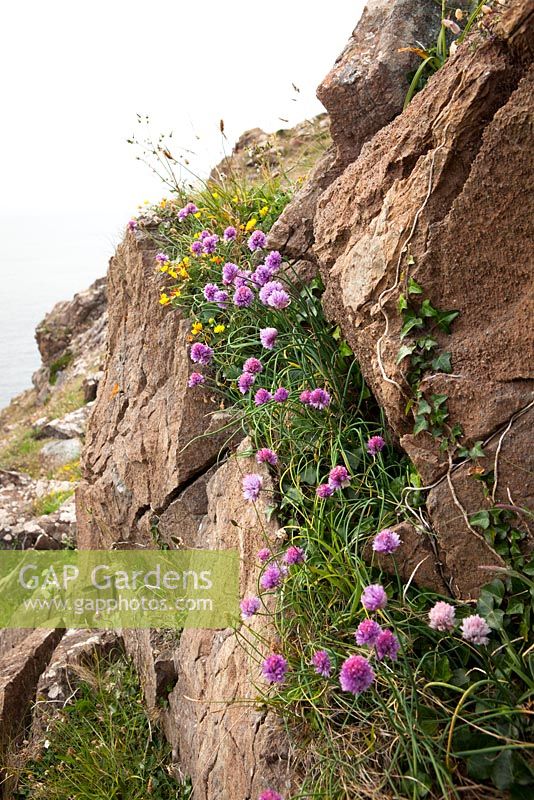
32, 489, 74, 516
136, 169, 533, 799
13, 656, 191, 800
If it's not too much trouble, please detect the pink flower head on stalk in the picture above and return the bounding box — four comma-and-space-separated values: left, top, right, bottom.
309, 388, 331, 410
240, 596, 261, 620
367, 435, 386, 456
256, 448, 278, 466
242, 473, 263, 502
339, 654, 375, 695
188, 372, 205, 388
257, 547, 272, 563
233, 285, 254, 308
259, 791, 283, 800
265, 251, 282, 271
190, 240, 203, 255
268, 289, 291, 310
316, 483, 334, 499
375, 629, 400, 661
248, 229, 267, 251
361, 584, 388, 612
328, 465, 350, 490
262, 653, 288, 683
311, 650, 332, 677
243, 357, 263, 375
372, 529, 401, 554
190, 342, 213, 366
234, 269, 252, 288
259, 281, 284, 305
428, 601, 456, 632
355, 618, 382, 646
223, 226, 237, 241
461, 614, 491, 645
203, 283, 219, 302
254, 388, 273, 406
202, 234, 219, 254
260, 562, 284, 590
299, 389, 311, 405
252, 265, 274, 287
273, 387, 289, 403
178, 202, 198, 221
200, 229, 211, 240
238, 372, 256, 394
127, 219, 137, 231
222, 262, 239, 285
283, 546, 306, 565
155, 252, 168, 264
214, 290, 228, 308
260, 327, 278, 349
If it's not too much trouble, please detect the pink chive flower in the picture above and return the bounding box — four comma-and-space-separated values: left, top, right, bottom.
428, 601, 456, 632
190, 342, 213, 366
248, 229, 267, 251
309, 388, 331, 410
178, 202, 198, 220
202, 234, 219, 254
268, 289, 291, 310
260, 327, 278, 349
260, 563, 285, 590
252, 264, 274, 287
258, 280, 285, 305
257, 547, 271, 563
273, 387, 289, 402
259, 791, 283, 800
243, 357, 263, 375
299, 389, 311, 405
242, 473, 263, 502
238, 372, 256, 394
283, 546, 306, 565
372, 529, 401, 554
203, 283, 219, 302
222, 262, 239, 285
316, 483, 334, 499
328, 465, 350, 490
190, 240, 203, 255
361, 584, 388, 612
200, 230, 211, 240
265, 251, 282, 271
262, 653, 288, 683
240, 596, 261, 620
188, 372, 205, 388
127, 219, 138, 231
367, 435, 386, 455
311, 650, 332, 677
214, 289, 228, 308
223, 226, 237, 241
256, 448, 278, 466
461, 614, 491, 646
233, 285, 254, 307
155, 252, 168, 264
375, 629, 400, 661
355, 619, 382, 646
234, 269, 252, 288
254, 388, 272, 406
339, 654, 375, 695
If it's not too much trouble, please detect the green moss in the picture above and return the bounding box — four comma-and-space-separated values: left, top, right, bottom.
48, 351, 73, 385
0, 427, 46, 477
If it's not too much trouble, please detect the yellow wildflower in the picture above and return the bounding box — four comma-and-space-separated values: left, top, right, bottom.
213, 324, 225, 334
183, 256, 190, 265
168, 268, 178, 278
170, 288, 181, 298
208, 318, 215, 325
212, 191, 219, 199
191, 321, 203, 336
210, 255, 223, 265
259, 205, 269, 217
232, 195, 239, 203
160, 198, 167, 208
245, 217, 257, 232
159, 293, 171, 305
194, 211, 202, 218
179, 268, 189, 279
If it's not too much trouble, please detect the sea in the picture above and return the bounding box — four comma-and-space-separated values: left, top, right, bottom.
0, 213, 124, 410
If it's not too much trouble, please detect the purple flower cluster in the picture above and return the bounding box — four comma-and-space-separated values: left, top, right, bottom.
127, 219, 137, 231
262, 653, 288, 683
372, 529, 401, 554
260, 327, 278, 349
202, 234, 219, 254
155, 252, 168, 264
255, 388, 272, 406
190, 240, 203, 255
428, 601, 456, 632
316, 483, 334, 499
222, 262, 239, 285
300, 388, 331, 410
190, 342, 213, 366
355, 619, 381, 646
311, 650, 332, 677
223, 226, 237, 241
339, 654, 375, 695
259, 281, 290, 310
259, 791, 283, 800
361, 584, 388, 612
260, 562, 285, 590
328, 465, 350, 490
256, 448, 278, 466
240, 596, 261, 620
248, 229, 267, 251
178, 202, 198, 221
188, 372, 205, 388
243, 357, 263, 374
257, 547, 271, 563
428, 602, 491, 646
238, 372, 256, 394
273, 387, 289, 403
367, 435, 386, 456
233, 285, 254, 307
242, 473, 263, 502
461, 614, 491, 645
375, 629, 400, 661
283, 546, 305, 565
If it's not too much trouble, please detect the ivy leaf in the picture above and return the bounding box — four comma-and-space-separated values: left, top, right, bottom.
431, 351, 452, 373
400, 316, 424, 339
420, 298, 438, 318
339, 340, 353, 357
436, 310, 460, 333
413, 415, 429, 435
398, 294, 408, 312
408, 277, 423, 295
470, 510, 491, 529
417, 398, 432, 415
469, 441, 486, 459
397, 344, 416, 363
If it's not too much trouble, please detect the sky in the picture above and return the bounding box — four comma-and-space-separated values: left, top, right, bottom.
0, 0, 364, 407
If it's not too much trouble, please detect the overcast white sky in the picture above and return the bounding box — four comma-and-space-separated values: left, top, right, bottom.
1, 0, 364, 219
0, 0, 365, 406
